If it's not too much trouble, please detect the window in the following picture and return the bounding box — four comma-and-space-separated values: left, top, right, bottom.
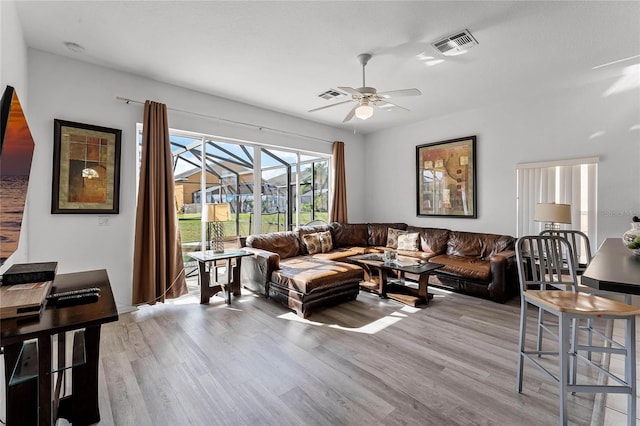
294, 156, 330, 225
516, 157, 598, 251
137, 126, 332, 249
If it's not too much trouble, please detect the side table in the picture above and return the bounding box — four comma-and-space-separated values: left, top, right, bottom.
187, 250, 253, 304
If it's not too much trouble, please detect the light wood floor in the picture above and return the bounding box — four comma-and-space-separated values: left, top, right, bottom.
58, 284, 640, 425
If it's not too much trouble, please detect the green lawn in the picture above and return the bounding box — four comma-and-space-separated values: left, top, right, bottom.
178, 211, 328, 243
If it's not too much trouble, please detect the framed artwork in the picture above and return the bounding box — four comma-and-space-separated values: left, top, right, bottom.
0, 86, 35, 265
52, 119, 121, 214
416, 135, 477, 218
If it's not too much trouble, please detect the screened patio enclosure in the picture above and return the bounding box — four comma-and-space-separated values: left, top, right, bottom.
164, 131, 331, 249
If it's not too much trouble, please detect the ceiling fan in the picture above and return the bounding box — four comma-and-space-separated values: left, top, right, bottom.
308, 53, 421, 123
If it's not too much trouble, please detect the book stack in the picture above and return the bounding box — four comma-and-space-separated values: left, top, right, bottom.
0, 281, 52, 319
2, 262, 58, 286
0, 262, 57, 319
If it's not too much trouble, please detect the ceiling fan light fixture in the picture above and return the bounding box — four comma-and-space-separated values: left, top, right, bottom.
309, 53, 421, 123
355, 104, 374, 120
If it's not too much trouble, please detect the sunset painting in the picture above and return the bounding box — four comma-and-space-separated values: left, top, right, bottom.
0, 87, 35, 265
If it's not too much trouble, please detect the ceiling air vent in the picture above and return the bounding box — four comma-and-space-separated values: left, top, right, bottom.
317, 89, 347, 100
432, 29, 478, 56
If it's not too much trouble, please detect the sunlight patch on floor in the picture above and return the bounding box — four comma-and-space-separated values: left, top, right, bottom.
328, 315, 403, 334
277, 312, 326, 326
171, 294, 200, 305
277, 309, 408, 334
399, 305, 421, 314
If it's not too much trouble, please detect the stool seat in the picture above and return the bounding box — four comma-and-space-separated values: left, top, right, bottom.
524, 290, 640, 316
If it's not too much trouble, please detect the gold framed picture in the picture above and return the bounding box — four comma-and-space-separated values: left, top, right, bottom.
416, 135, 477, 218
52, 119, 121, 214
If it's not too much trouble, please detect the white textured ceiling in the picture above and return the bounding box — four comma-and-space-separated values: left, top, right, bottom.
14, 1, 640, 134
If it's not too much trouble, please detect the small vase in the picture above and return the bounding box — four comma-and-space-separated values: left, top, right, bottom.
622, 222, 640, 255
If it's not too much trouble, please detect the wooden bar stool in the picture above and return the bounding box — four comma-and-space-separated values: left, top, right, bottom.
516, 235, 640, 426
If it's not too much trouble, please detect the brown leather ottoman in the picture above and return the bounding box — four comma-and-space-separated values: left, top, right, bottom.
267, 256, 363, 318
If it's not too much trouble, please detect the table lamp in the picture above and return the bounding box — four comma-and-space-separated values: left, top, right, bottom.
534, 203, 571, 230
205, 203, 230, 253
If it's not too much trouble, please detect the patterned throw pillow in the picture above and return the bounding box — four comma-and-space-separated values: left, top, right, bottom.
386, 228, 407, 249
303, 231, 334, 254
397, 233, 420, 251
302, 233, 322, 255
318, 230, 333, 252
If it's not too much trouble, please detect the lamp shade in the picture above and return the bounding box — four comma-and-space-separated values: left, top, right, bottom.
205, 203, 231, 222
355, 104, 374, 120
534, 203, 571, 224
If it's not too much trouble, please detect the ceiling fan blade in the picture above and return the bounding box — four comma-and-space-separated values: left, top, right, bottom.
308, 99, 353, 113
343, 105, 358, 123
377, 88, 422, 99
337, 86, 363, 97
375, 100, 410, 112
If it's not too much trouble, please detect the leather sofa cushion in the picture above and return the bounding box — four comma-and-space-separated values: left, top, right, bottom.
407, 226, 449, 255
396, 250, 437, 260
311, 246, 383, 261
329, 222, 369, 247
446, 231, 514, 259
272, 257, 364, 294
246, 231, 300, 259
367, 223, 407, 246
430, 254, 491, 281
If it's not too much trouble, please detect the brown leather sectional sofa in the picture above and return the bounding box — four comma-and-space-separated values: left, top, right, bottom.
241, 222, 518, 317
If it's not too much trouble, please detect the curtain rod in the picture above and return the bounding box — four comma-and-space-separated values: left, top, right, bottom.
115, 96, 333, 144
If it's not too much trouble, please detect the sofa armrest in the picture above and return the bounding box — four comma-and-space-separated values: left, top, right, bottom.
491, 249, 515, 261
240, 247, 280, 295
487, 250, 516, 303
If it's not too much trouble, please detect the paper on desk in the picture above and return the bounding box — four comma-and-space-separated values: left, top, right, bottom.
7, 282, 49, 291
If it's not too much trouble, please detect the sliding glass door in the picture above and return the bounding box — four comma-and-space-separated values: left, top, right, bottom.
137, 126, 332, 252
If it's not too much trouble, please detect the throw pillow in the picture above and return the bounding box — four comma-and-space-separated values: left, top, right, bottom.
386, 228, 407, 249
318, 230, 333, 253
302, 232, 322, 255
397, 233, 420, 251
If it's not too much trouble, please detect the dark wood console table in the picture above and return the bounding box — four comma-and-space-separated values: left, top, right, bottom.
582, 238, 640, 295
1, 269, 118, 425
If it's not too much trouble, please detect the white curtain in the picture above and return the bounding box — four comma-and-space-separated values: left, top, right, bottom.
516, 157, 598, 250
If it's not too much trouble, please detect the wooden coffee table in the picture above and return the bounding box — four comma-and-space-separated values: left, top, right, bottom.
348, 254, 443, 307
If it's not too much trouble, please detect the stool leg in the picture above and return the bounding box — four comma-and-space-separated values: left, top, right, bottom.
625, 316, 636, 426
559, 313, 570, 426
537, 306, 544, 356
586, 317, 594, 361
570, 317, 578, 388
517, 300, 527, 393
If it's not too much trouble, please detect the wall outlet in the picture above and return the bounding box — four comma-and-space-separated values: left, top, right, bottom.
98, 216, 110, 226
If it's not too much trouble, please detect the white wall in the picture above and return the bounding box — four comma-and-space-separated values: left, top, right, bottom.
364, 75, 640, 244
24, 49, 365, 311
0, 0, 28, 104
